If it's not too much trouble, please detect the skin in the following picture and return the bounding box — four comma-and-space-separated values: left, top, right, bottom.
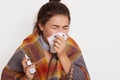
21, 15, 71, 80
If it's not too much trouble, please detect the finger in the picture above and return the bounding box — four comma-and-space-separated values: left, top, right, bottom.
54, 38, 61, 45
21, 57, 28, 68
54, 37, 66, 48
29, 64, 36, 68
54, 35, 65, 45
54, 42, 60, 49
54, 46, 58, 51
55, 35, 65, 42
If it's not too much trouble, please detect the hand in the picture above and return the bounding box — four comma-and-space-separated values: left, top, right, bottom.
53, 35, 66, 56
21, 57, 36, 80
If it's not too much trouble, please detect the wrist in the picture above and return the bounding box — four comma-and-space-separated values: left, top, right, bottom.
57, 52, 66, 58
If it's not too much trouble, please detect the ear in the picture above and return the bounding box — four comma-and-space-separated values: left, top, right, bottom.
38, 23, 43, 31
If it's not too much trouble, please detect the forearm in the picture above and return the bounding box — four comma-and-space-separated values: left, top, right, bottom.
57, 52, 71, 74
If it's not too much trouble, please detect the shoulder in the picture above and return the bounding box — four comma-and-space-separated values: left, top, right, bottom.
21, 32, 39, 48
67, 36, 80, 49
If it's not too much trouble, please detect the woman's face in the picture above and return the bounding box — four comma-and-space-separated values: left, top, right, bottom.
39, 15, 69, 42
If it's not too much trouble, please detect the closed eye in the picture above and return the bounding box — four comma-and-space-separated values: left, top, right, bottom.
51, 25, 59, 29
63, 26, 69, 30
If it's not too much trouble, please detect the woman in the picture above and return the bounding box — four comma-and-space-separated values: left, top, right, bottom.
1, 0, 90, 80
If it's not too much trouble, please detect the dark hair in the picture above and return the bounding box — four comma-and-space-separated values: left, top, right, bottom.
33, 0, 71, 35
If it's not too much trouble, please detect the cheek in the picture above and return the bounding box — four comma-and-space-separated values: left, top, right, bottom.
43, 29, 56, 37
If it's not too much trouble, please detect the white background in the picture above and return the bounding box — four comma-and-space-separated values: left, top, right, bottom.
0, 0, 120, 80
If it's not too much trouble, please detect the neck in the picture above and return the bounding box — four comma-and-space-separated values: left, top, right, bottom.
39, 35, 50, 51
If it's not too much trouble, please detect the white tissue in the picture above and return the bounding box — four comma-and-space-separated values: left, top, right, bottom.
47, 32, 68, 53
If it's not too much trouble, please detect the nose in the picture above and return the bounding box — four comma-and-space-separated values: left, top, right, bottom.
58, 28, 64, 33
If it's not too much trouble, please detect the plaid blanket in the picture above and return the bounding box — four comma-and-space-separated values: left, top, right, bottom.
1, 31, 90, 80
